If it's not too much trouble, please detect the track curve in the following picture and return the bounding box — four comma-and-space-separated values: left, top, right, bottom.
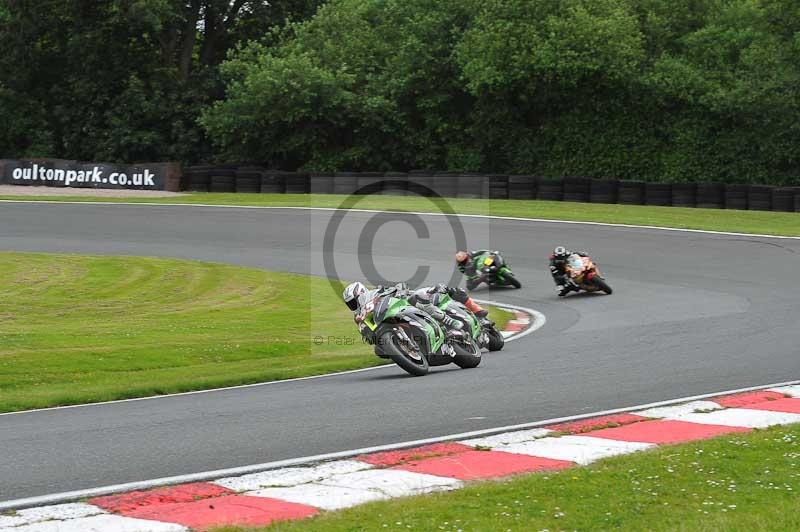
0, 202, 798, 501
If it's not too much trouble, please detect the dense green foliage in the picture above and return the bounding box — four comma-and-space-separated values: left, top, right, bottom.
3, 0, 800, 184
0, 0, 323, 163
202, 0, 800, 184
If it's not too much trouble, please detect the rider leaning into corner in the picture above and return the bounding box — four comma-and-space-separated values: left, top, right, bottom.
341, 281, 488, 346
455, 250, 494, 290
549, 245, 588, 297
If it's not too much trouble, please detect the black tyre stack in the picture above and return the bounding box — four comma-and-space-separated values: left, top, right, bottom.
696, 183, 724, 209
670, 183, 696, 208
309, 172, 334, 194
210, 168, 236, 193
589, 179, 618, 204
261, 171, 286, 194
382, 172, 408, 195
457, 174, 483, 199
235, 168, 262, 193
747, 185, 772, 211
285, 172, 309, 194
356, 172, 383, 195
537, 177, 563, 201
485, 175, 509, 199
563, 176, 591, 203
618, 180, 645, 205
184, 166, 211, 192
770, 187, 795, 212
407, 170, 435, 197
507, 175, 536, 200
434, 172, 459, 198
333, 172, 359, 195
724, 184, 748, 210
644, 182, 672, 206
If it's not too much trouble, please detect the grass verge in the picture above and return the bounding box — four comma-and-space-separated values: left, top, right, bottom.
1, 192, 797, 236
220, 423, 800, 532
0, 252, 513, 412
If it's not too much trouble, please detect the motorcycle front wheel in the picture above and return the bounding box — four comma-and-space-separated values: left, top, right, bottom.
505, 272, 522, 289
484, 326, 505, 351
451, 337, 482, 369
380, 330, 430, 376
593, 277, 613, 294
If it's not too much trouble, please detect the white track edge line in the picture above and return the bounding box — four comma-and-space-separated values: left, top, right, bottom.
0, 302, 541, 418
2, 378, 797, 512
0, 200, 797, 239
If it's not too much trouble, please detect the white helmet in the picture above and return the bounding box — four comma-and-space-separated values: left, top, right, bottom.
343, 282, 367, 311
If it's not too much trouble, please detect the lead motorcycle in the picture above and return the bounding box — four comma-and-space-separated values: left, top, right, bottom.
430, 290, 505, 352
469, 251, 522, 289
564, 254, 613, 295
357, 291, 482, 376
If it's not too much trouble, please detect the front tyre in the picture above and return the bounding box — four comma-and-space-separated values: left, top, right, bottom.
593, 278, 613, 295
484, 326, 505, 351
451, 337, 482, 369
380, 331, 429, 376
505, 272, 522, 289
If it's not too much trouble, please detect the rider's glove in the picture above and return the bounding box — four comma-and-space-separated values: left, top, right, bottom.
442, 315, 463, 330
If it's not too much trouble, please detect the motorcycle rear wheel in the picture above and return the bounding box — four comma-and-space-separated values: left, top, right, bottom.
451, 337, 482, 369
380, 331, 429, 376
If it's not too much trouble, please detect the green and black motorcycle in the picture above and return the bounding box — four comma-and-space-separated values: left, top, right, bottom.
357, 292, 482, 377
430, 291, 505, 352
467, 251, 522, 290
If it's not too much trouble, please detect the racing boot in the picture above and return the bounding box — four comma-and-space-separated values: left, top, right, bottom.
465, 297, 488, 318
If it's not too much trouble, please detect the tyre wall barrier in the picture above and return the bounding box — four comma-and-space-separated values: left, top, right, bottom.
484, 174, 509, 200
696, 183, 724, 209
618, 180, 645, 205
180, 166, 798, 213
671, 183, 696, 208
645, 182, 672, 206
725, 184, 748, 210
590, 179, 618, 204
537, 178, 563, 201
507, 175, 535, 200
285, 172, 309, 194
747, 185, 772, 211
309, 172, 334, 194
235, 168, 261, 193
771, 187, 796, 212
209, 168, 236, 193
563, 176, 590, 203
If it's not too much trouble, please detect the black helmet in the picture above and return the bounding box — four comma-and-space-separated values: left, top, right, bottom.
553, 246, 570, 259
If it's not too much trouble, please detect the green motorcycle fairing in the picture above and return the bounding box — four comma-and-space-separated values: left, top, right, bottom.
372, 296, 445, 354
432, 293, 481, 339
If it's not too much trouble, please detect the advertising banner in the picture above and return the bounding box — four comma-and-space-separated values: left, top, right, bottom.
0, 159, 181, 191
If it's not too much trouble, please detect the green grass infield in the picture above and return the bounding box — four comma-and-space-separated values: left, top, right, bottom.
0, 252, 513, 412
1, 192, 797, 236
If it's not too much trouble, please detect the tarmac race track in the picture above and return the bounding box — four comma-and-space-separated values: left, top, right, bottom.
0, 202, 798, 502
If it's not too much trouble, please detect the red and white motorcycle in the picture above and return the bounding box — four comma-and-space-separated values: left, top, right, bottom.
564, 254, 613, 295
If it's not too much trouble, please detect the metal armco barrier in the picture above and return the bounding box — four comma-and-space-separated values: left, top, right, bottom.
0, 159, 181, 191
179, 167, 799, 213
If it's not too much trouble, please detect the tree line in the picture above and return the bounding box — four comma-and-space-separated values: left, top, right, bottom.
3, 0, 800, 184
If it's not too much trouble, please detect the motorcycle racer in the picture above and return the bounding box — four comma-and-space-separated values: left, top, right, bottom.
549, 246, 588, 296
455, 250, 493, 290
342, 281, 487, 343
342, 281, 401, 345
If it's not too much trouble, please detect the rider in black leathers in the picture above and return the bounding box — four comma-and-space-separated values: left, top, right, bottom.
549, 246, 588, 297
